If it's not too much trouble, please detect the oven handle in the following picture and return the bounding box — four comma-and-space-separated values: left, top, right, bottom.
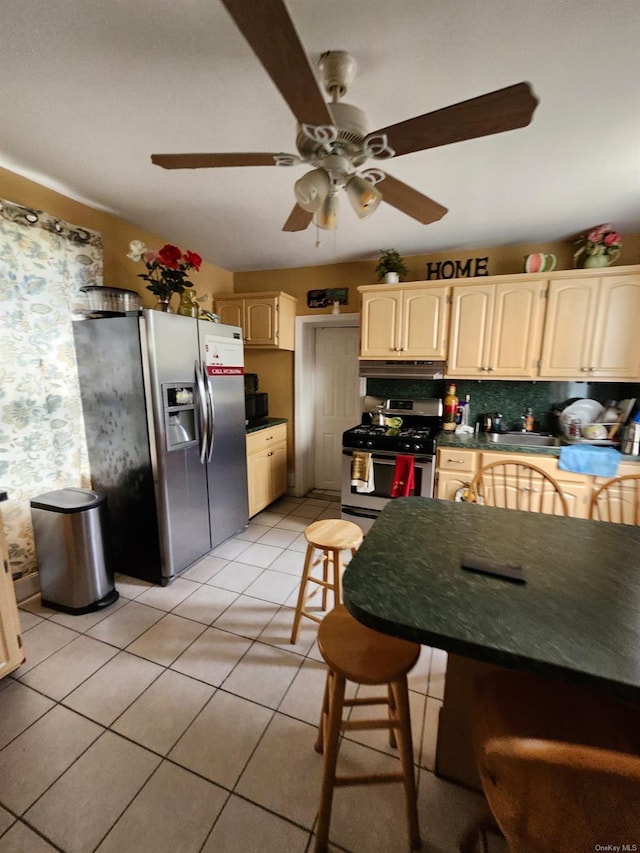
342, 448, 433, 466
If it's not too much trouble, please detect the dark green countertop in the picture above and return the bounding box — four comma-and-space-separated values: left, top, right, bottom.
245, 417, 288, 434
342, 497, 640, 701
436, 431, 640, 463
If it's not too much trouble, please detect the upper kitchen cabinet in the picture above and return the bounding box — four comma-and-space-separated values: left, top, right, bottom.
539, 271, 640, 379
358, 282, 449, 359
447, 278, 545, 378
213, 291, 297, 350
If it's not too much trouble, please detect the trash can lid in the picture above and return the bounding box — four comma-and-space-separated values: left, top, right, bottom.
30, 488, 105, 513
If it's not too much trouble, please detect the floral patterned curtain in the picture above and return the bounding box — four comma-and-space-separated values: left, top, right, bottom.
0, 198, 103, 579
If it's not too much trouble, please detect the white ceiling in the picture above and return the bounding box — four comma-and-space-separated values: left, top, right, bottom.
1, 1, 639, 272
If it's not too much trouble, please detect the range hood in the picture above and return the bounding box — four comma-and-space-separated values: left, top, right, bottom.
358, 360, 446, 379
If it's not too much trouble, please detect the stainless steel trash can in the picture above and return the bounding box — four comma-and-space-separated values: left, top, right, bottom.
30, 488, 119, 614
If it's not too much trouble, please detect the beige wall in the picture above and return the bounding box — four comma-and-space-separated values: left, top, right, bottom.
0, 166, 234, 306
233, 233, 640, 314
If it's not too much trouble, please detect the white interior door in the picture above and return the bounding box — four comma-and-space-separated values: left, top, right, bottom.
314, 325, 361, 490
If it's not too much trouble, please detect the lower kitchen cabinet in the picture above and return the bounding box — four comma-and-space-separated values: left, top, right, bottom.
246, 423, 288, 517
435, 447, 637, 520
434, 448, 479, 501
0, 500, 24, 679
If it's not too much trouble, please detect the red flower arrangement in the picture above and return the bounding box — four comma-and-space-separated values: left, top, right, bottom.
127, 240, 202, 299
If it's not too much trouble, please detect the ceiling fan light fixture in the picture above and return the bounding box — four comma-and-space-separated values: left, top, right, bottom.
345, 173, 382, 219
314, 192, 339, 230
294, 168, 331, 212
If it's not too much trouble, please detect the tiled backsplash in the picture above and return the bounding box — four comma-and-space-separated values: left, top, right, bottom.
367, 379, 640, 433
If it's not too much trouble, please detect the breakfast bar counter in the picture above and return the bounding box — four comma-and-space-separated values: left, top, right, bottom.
342, 497, 640, 697
342, 497, 640, 787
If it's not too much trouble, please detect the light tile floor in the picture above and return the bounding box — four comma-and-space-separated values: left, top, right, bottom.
0, 492, 502, 853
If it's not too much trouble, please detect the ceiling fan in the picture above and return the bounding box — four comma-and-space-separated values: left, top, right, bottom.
151, 0, 539, 233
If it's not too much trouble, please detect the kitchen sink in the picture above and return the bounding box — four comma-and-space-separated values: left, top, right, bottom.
485, 432, 562, 448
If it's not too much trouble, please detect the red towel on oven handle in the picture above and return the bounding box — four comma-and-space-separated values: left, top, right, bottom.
390, 454, 415, 498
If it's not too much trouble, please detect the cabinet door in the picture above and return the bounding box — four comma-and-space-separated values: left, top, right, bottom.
539, 278, 598, 377
247, 449, 272, 517
436, 472, 474, 501
401, 286, 449, 358
0, 523, 24, 680
488, 280, 545, 377
215, 299, 244, 330
590, 274, 640, 378
447, 285, 494, 376
269, 443, 288, 501
552, 481, 590, 519
245, 298, 277, 346
359, 289, 402, 357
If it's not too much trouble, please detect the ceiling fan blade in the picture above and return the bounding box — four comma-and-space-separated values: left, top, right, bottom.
374, 82, 539, 157
220, 0, 332, 127
379, 173, 448, 224
282, 204, 313, 232
151, 153, 282, 169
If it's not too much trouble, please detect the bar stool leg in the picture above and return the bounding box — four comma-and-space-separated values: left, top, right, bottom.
332, 549, 342, 607
387, 684, 398, 749
315, 670, 346, 853
321, 550, 329, 612
290, 544, 315, 644
391, 676, 421, 850
315, 669, 332, 754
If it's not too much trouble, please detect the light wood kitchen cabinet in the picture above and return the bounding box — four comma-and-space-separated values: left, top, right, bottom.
213, 292, 297, 350
447, 278, 545, 378
358, 282, 449, 359
435, 447, 640, 519
0, 501, 24, 679
246, 423, 288, 517
539, 272, 640, 379
435, 448, 479, 501
479, 450, 591, 518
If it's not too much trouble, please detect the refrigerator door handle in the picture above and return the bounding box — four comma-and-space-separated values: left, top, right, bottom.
204, 362, 215, 463
195, 359, 209, 464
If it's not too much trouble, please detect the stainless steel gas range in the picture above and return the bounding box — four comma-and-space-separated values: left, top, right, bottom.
341, 397, 443, 533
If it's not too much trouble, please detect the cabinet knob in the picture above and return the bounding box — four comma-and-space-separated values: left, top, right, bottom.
267, 451, 274, 457
580, 367, 590, 372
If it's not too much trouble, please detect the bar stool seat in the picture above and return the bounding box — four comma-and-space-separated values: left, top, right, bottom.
289, 519, 363, 644
314, 605, 421, 853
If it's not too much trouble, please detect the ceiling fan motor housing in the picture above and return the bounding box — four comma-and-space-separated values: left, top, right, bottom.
296, 102, 368, 163
318, 51, 357, 99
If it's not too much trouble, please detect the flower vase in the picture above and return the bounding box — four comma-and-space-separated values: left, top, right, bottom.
155, 296, 173, 312
384, 272, 400, 283
582, 253, 612, 269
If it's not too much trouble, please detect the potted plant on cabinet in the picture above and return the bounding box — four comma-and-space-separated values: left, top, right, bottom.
375, 249, 408, 283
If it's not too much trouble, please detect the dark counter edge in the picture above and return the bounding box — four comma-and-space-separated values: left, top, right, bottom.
343, 592, 640, 705
246, 417, 288, 434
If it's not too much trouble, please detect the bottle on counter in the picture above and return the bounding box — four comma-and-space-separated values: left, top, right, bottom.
461, 394, 471, 428
442, 383, 459, 432
524, 407, 535, 432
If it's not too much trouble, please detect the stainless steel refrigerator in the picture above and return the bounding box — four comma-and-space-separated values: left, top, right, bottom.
73, 310, 249, 585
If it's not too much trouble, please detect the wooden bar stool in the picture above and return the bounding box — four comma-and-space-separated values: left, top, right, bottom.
460, 670, 640, 852
289, 519, 363, 644
313, 605, 422, 853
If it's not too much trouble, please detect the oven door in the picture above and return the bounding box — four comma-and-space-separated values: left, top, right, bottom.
341, 448, 435, 512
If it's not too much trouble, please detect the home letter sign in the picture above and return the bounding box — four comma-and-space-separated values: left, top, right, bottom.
425, 257, 489, 280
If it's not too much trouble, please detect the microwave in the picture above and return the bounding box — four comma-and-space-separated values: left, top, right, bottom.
245, 392, 269, 423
